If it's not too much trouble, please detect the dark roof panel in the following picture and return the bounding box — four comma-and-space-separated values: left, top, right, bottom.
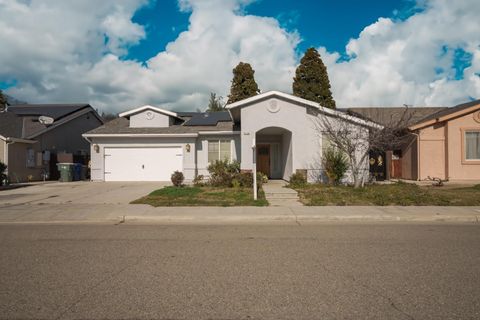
176, 111, 202, 117
183, 111, 231, 126
8, 104, 90, 120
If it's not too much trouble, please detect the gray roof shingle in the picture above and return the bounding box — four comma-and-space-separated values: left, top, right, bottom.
344, 107, 447, 127
412, 99, 480, 124
86, 117, 236, 135
0, 111, 24, 138
8, 104, 91, 120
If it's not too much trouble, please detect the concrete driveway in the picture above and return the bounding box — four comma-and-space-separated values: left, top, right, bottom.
0, 181, 166, 206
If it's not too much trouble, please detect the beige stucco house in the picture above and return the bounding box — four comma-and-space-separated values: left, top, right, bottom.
84, 91, 377, 183
408, 100, 480, 181
0, 104, 103, 182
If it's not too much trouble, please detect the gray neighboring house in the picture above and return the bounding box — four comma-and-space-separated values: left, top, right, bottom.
84, 91, 377, 182
0, 104, 103, 182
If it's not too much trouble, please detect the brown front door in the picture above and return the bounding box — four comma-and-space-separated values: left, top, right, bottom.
391, 150, 403, 178
391, 159, 402, 178
257, 144, 270, 177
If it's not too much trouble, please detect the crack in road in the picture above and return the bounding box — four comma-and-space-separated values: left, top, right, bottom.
289, 207, 302, 226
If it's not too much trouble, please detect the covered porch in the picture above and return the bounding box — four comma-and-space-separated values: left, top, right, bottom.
254, 127, 293, 180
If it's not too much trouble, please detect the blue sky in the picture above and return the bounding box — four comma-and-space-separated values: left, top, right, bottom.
127, 0, 416, 62
1, 0, 479, 111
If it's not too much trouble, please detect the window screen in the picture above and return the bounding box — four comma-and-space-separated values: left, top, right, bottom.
465, 131, 480, 160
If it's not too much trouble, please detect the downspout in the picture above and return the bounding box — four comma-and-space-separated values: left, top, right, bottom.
412, 132, 421, 181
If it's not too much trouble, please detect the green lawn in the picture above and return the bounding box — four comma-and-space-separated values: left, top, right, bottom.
131, 186, 268, 207
294, 182, 480, 206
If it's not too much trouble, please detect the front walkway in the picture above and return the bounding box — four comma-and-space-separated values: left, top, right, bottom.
262, 180, 302, 207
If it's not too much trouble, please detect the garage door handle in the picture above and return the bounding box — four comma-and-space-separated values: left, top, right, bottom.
142, 165, 144, 169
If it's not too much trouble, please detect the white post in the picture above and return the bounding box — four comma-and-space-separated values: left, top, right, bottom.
252, 136, 257, 200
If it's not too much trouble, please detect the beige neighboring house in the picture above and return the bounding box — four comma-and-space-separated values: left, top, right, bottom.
409, 100, 480, 181
348, 99, 480, 182
0, 104, 103, 182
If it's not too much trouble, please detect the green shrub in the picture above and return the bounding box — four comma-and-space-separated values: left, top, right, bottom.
233, 172, 253, 188
258, 173, 268, 184
171, 171, 184, 187
322, 148, 348, 185
0, 161, 7, 186
207, 160, 240, 187
289, 172, 307, 188
232, 179, 241, 189
193, 174, 206, 187
256, 172, 266, 187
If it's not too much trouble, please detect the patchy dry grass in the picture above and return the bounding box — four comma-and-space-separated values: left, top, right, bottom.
295, 182, 480, 206
131, 186, 268, 207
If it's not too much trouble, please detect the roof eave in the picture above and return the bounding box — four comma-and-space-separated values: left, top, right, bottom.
82, 133, 199, 138
409, 103, 480, 131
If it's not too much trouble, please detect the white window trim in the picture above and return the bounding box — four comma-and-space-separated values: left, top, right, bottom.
464, 130, 480, 161
208, 139, 233, 163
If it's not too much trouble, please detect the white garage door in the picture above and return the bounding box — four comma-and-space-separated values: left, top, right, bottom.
104, 147, 183, 181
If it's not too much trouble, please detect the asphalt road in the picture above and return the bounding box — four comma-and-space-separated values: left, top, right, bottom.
0, 223, 479, 320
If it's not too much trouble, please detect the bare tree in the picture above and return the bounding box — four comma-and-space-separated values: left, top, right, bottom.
313, 107, 415, 188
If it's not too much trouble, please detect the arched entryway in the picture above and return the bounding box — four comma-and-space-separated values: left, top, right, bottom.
255, 127, 293, 180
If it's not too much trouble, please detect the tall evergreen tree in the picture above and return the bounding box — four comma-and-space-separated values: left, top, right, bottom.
0, 90, 7, 109
227, 62, 260, 104
206, 92, 224, 112
293, 48, 336, 109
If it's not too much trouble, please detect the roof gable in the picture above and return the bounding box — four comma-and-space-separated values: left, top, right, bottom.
226, 91, 380, 128
119, 105, 179, 119
0, 104, 103, 139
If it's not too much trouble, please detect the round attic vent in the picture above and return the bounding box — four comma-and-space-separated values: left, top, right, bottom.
145, 111, 155, 120
267, 99, 280, 113
474, 111, 480, 124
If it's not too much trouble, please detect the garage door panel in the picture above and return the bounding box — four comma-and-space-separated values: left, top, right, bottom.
104, 147, 183, 181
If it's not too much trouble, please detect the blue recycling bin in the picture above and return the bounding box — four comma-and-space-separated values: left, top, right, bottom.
73, 163, 82, 181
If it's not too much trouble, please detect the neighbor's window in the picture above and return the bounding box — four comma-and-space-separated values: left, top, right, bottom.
465, 131, 480, 160
208, 140, 232, 163
26, 149, 35, 168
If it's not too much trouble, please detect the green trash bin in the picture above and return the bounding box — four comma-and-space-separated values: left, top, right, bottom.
57, 163, 74, 182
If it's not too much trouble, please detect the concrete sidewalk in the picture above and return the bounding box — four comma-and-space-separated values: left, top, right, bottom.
0, 203, 479, 224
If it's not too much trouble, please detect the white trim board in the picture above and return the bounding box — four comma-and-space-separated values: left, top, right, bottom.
119, 105, 179, 119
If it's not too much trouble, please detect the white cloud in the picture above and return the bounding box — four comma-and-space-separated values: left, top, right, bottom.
101, 7, 146, 55
1, 0, 299, 112
319, 0, 480, 107
1, 0, 479, 112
